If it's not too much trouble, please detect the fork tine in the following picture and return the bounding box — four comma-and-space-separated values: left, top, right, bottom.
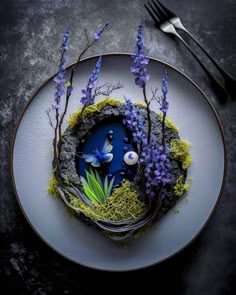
156, 0, 176, 18
148, 0, 168, 22
144, 3, 160, 26
151, 0, 168, 20
147, 1, 164, 22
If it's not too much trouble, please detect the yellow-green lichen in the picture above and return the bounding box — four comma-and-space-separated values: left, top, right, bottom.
68, 97, 124, 128
134, 101, 146, 108
171, 139, 192, 169
48, 175, 60, 197
69, 180, 145, 222
174, 176, 192, 197
158, 113, 179, 132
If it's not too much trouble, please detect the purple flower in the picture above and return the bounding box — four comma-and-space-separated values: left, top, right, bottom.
141, 140, 171, 199
80, 56, 102, 106
160, 70, 169, 114
61, 25, 70, 51
123, 98, 147, 151
53, 27, 71, 109
131, 21, 150, 88
94, 22, 110, 41
67, 85, 73, 95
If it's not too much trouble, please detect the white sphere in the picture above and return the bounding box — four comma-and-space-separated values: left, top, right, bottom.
124, 151, 139, 165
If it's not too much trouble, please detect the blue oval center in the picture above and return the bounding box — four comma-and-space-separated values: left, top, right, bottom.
75, 117, 137, 186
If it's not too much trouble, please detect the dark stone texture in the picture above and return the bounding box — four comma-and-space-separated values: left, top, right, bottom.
59, 103, 184, 241
0, 0, 236, 294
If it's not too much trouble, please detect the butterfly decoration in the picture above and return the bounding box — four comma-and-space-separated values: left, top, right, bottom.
79, 138, 113, 167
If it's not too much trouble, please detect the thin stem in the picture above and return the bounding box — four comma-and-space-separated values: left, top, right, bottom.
161, 112, 166, 149
78, 104, 87, 122
142, 86, 152, 143
46, 109, 55, 129
53, 109, 60, 172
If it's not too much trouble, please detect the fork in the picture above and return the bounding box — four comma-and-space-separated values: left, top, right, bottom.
153, 0, 236, 97
145, 0, 233, 99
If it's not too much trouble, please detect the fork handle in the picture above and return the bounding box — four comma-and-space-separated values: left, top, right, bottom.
174, 31, 229, 98
184, 30, 235, 82
170, 17, 235, 83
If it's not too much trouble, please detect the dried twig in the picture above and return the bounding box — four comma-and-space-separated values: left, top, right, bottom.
94, 82, 124, 97
149, 87, 161, 104
142, 86, 152, 143
46, 108, 55, 129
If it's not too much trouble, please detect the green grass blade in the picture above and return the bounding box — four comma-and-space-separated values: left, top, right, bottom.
83, 186, 100, 204
107, 176, 115, 198
103, 176, 109, 198
80, 176, 89, 188
95, 169, 103, 187
81, 176, 100, 203
85, 170, 94, 188
86, 170, 106, 203
89, 168, 96, 179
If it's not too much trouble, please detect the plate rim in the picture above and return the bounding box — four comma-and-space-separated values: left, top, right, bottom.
10, 52, 227, 272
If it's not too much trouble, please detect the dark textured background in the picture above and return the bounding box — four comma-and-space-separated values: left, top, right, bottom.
1, 0, 236, 294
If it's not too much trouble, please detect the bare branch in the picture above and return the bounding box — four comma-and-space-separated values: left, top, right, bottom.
149, 87, 161, 105
83, 28, 90, 45
94, 83, 109, 96
46, 108, 55, 129
94, 82, 124, 97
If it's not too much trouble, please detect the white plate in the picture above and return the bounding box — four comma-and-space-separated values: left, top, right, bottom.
11, 54, 226, 271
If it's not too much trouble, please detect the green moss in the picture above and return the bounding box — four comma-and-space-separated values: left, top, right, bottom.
171, 139, 192, 169
68, 97, 124, 128
134, 101, 146, 108
69, 180, 146, 222
158, 113, 179, 132
174, 175, 192, 197
174, 207, 180, 214
48, 175, 60, 198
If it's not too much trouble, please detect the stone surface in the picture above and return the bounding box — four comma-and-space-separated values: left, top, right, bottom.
0, 0, 236, 294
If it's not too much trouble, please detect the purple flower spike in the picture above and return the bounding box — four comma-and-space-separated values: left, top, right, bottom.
160, 70, 169, 114
80, 89, 93, 106
141, 140, 171, 199
94, 22, 110, 41
80, 56, 102, 106
61, 25, 70, 51
53, 27, 71, 109
131, 21, 150, 88
123, 98, 147, 151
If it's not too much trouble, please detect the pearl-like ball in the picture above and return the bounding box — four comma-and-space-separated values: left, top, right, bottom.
123, 151, 139, 165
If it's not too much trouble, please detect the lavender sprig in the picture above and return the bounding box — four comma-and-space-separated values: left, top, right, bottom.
94, 22, 110, 41
131, 21, 152, 143
123, 98, 147, 153
53, 59, 66, 109
80, 56, 102, 106
160, 70, 169, 114
141, 141, 171, 198
53, 26, 70, 109
160, 70, 169, 148
51, 26, 71, 169
131, 22, 150, 88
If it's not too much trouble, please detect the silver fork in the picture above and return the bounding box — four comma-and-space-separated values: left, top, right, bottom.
154, 0, 236, 97
145, 0, 232, 100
